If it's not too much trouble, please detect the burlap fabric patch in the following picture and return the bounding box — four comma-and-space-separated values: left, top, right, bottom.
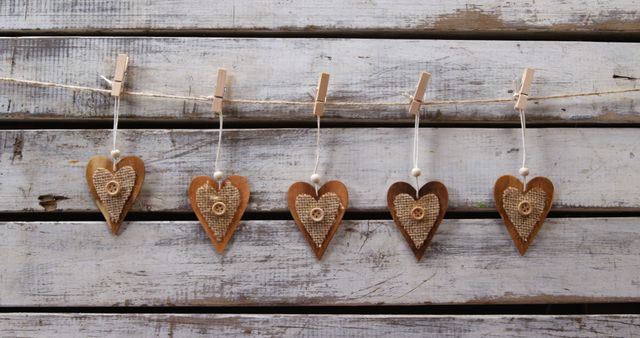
295, 192, 342, 247
393, 193, 439, 247
93, 166, 136, 223
503, 187, 547, 240
196, 182, 241, 242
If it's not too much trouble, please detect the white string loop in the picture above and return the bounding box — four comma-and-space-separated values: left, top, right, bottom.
214, 111, 223, 175
514, 79, 529, 186
518, 108, 527, 184
412, 111, 420, 198
101, 76, 121, 171
312, 115, 321, 194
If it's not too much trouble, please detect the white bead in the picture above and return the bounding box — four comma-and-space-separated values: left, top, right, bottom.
411, 167, 422, 177
110, 149, 121, 159
213, 171, 224, 180
310, 173, 321, 184
519, 167, 530, 177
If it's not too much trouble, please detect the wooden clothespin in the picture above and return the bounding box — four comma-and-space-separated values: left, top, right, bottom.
514, 68, 535, 111
409, 72, 431, 115
111, 54, 129, 97
212, 68, 227, 115
313, 73, 330, 117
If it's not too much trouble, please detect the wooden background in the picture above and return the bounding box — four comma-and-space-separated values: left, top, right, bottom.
1, 1, 639, 337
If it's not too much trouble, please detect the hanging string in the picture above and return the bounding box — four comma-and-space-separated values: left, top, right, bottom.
412, 112, 420, 198
100, 76, 121, 171
1, 76, 638, 107
513, 77, 530, 186
312, 115, 321, 194
214, 112, 223, 176
111, 96, 121, 170
518, 107, 528, 185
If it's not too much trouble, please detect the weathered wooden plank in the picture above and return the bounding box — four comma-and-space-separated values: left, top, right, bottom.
1, 314, 639, 337
1, 38, 638, 122
1, 1, 639, 33
0, 218, 638, 306
1, 128, 638, 213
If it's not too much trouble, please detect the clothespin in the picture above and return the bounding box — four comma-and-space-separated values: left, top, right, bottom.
313, 73, 330, 117
514, 68, 535, 111
212, 68, 227, 115
110, 54, 129, 97
409, 72, 431, 115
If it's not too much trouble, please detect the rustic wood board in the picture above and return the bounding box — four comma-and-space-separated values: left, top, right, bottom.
0, 218, 638, 306
0, 313, 639, 337
1, 1, 639, 33
1, 128, 638, 213
0, 38, 638, 122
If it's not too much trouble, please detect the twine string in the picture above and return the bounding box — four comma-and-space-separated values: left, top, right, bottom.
0, 76, 638, 107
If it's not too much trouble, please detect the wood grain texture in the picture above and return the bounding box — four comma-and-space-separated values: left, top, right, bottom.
1, 1, 639, 33
1, 128, 638, 213
1, 38, 639, 122
0, 313, 639, 337
0, 218, 638, 306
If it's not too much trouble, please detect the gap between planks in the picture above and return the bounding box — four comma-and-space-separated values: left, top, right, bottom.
3, 209, 640, 223
2, 29, 640, 42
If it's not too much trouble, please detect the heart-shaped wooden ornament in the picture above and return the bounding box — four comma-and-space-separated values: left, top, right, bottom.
287, 180, 348, 259
189, 175, 250, 254
387, 181, 448, 261
86, 156, 145, 235
494, 175, 554, 255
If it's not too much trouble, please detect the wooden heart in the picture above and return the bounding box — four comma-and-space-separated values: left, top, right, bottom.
189, 176, 250, 254
494, 175, 554, 255
86, 156, 145, 235
387, 181, 448, 261
288, 181, 349, 259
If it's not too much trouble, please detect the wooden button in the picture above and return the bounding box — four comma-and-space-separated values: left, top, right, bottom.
518, 201, 533, 216
105, 180, 120, 196
411, 206, 425, 220
309, 207, 324, 222
212, 201, 226, 216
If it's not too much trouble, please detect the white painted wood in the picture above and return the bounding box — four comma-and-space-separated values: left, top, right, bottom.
1, 313, 638, 337
0, 38, 638, 122
1, 128, 638, 212
0, 218, 638, 306
1, 1, 639, 33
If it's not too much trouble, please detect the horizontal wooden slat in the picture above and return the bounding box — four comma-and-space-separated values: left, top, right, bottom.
1, 38, 638, 122
1, 314, 639, 337
1, 1, 639, 34
1, 218, 638, 306
1, 128, 638, 213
